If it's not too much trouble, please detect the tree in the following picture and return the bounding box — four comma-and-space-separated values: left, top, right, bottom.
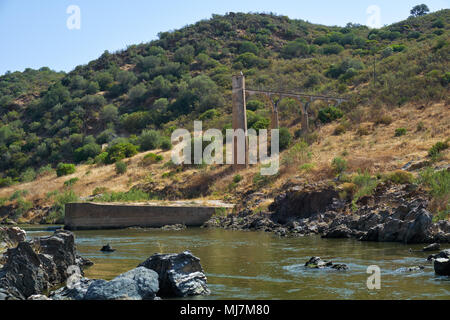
410, 4, 430, 17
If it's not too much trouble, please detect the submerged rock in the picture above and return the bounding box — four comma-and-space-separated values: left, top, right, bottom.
84, 267, 159, 300
423, 243, 440, 252
433, 250, 450, 276
304, 257, 348, 270
100, 244, 115, 252
395, 266, 425, 272
139, 251, 210, 297
161, 224, 187, 231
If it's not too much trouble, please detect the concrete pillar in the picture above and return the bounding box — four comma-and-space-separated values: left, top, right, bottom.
231, 74, 248, 169
301, 101, 310, 134
270, 98, 279, 130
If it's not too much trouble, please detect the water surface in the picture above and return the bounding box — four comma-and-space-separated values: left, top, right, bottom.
27, 228, 450, 300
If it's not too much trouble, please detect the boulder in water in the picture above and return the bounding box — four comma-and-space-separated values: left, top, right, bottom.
100, 244, 115, 252
139, 251, 210, 297
423, 243, 440, 252
433, 250, 450, 276
84, 267, 159, 300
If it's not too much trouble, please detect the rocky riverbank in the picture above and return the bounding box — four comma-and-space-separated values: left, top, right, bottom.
203, 182, 450, 244
0, 227, 210, 300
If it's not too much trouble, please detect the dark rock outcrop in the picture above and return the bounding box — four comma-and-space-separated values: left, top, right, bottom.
100, 244, 115, 252
270, 185, 339, 224
0, 230, 92, 300
433, 250, 450, 276
139, 251, 210, 297
0, 227, 26, 247
322, 224, 353, 239
423, 243, 440, 252
304, 257, 348, 270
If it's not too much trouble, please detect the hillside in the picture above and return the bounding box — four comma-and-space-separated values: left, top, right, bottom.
0, 10, 449, 224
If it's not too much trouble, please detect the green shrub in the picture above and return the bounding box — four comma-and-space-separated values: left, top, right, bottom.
394, 128, 407, 137
105, 142, 138, 164
95, 152, 109, 165
318, 106, 343, 123
56, 163, 76, 177
138, 130, 162, 151
0, 177, 15, 188
142, 153, 163, 165
45, 190, 79, 224
199, 109, 219, 120
384, 170, 414, 184
64, 177, 79, 187
279, 127, 292, 151
233, 174, 243, 183
20, 168, 36, 183
160, 137, 172, 150
321, 43, 344, 55
95, 189, 151, 202
351, 171, 379, 210
246, 100, 265, 111
115, 161, 127, 174
418, 168, 449, 220
428, 141, 449, 158
332, 157, 347, 175
74, 143, 102, 163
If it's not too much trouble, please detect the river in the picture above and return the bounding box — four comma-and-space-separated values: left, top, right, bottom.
26, 227, 449, 300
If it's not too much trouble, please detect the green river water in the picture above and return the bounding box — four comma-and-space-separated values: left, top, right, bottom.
26, 227, 449, 300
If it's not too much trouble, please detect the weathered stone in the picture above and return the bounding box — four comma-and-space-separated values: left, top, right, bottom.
0, 227, 26, 247
304, 257, 347, 270
269, 185, 339, 224
139, 251, 210, 297
434, 258, 450, 276
0, 230, 92, 300
161, 224, 187, 231
322, 224, 353, 239
423, 243, 440, 252
84, 267, 159, 300
27, 294, 51, 300
50, 278, 96, 300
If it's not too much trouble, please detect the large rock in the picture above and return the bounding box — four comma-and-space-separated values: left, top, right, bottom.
84, 267, 159, 300
269, 185, 339, 224
322, 224, 353, 239
0, 242, 49, 299
0, 230, 92, 300
139, 251, 210, 297
50, 277, 96, 300
0, 227, 26, 247
304, 257, 348, 270
433, 250, 450, 276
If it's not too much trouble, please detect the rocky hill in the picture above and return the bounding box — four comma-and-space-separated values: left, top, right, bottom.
0, 10, 448, 225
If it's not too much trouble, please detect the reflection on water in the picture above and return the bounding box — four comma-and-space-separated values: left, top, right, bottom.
26, 228, 450, 300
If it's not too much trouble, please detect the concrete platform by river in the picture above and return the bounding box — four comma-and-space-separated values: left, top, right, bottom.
64, 200, 234, 230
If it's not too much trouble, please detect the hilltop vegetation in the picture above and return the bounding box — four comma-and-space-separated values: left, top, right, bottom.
0, 9, 449, 224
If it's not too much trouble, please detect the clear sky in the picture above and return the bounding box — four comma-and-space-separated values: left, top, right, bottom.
0, 0, 448, 75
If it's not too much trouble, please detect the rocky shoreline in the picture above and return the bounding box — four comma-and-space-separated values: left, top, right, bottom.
0, 228, 210, 300
203, 182, 450, 244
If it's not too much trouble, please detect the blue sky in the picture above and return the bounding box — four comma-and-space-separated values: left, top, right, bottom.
0, 0, 448, 75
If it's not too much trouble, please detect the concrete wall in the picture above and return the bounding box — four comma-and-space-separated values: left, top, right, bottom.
64, 202, 227, 230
